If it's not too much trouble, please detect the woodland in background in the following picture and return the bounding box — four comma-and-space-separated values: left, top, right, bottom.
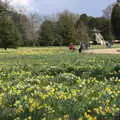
0, 0, 118, 49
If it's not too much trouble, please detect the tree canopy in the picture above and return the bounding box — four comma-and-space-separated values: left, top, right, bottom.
111, 3, 120, 39
0, 0, 115, 48
0, 2, 21, 49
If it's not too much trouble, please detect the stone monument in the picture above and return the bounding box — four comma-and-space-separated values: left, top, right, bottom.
92, 28, 106, 45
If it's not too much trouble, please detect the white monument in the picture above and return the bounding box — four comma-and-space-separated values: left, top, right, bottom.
92, 28, 106, 45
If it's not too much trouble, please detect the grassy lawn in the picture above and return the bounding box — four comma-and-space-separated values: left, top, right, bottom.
0, 45, 120, 66
90, 44, 120, 49
0, 47, 120, 120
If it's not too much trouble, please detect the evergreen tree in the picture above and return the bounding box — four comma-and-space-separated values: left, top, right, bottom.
76, 21, 90, 43
88, 17, 112, 41
79, 14, 89, 26
57, 11, 77, 45
111, 2, 120, 39
0, 8, 20, 49
38, 20, 56, 46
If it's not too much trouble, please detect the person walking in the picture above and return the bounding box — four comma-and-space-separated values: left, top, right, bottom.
79, 42, 83, 53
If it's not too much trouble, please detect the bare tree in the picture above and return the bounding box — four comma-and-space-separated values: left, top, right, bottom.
102, 3, 115, 19
27, 12, 43, 46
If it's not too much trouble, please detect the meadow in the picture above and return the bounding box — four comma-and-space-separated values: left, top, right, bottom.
0, 46, 120, 120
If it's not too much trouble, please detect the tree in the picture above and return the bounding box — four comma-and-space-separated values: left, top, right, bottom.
0, 1, 21, 50
11, 9, 34, 46
0, 15, 20, 49
37, 11, 79, 46
79, 14, 89, 26
111, 2, 120, 39
88, 17, 113, 41
57, 11, 77, 45
38, 20, 56, 46
88, 17, 97, 29
76, 21, 90, 43
75, 14, 90, 43
95, 17, 110, 41
28, 13, 41, 46
103, 4, 114, 19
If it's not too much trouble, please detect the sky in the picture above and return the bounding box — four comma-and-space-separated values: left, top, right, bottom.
3, 0, 116, 17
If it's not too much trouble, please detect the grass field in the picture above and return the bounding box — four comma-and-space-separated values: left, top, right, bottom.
0, 46, 120, 120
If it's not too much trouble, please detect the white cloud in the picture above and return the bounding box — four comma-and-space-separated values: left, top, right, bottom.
11, 0, 31, 6
2, 0, 32, 7
1, 0, 35, 13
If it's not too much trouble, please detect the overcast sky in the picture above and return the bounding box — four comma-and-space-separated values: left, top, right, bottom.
7, 0, 116, 17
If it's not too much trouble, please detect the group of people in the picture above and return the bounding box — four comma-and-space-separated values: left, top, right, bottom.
68, 42, 90, 53
68, 41, 113, 53
106, 41, 112, 48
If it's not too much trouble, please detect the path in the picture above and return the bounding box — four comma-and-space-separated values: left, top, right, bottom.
84, 48, 120, 54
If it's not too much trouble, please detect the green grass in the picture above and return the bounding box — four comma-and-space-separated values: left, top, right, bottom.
90, 44, 120, 49
0, 45, 118, 64
0, 46, 120, 120
1, 46, 120, 80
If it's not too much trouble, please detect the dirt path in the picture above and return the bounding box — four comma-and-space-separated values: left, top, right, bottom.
84, 48, 120, 54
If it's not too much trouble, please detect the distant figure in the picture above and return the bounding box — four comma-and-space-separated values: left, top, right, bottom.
109, 41, 112, 48
68, 43, 76, 51
106, 42, 109, 48
79, 42, 83, 53
79, 42, 89, 53
85, 42, 90, 50
79, 43, 82, 53
106, 41, 112, 48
